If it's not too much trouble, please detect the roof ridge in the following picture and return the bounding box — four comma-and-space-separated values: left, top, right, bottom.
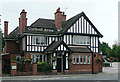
38, 18, 55, 21
8, 27, 18, 35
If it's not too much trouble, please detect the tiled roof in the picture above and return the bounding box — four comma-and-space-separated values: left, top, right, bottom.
44, 40, 62, 52
4, 27, 19, 40
5, 12, 103, 40
30, 18, 58, 33
44, 40, 71, 53
69, 46, 92, 53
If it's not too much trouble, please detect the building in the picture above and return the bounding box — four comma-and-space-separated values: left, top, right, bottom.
3, 8, 103, 75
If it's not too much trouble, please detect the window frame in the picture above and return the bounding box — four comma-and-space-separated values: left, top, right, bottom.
73, 35, 90, 45
72, 55, 91, 65
32, 36, 46, 45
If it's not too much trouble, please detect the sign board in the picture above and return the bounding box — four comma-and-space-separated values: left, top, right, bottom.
27, 26, 54, 32
12, 65, 17, 70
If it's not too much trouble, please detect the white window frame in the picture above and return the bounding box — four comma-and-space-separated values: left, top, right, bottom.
73, 35, 90, 45
32, 36, 45, 45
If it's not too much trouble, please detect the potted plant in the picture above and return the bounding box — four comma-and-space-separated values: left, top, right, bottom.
11, 57, 17, 63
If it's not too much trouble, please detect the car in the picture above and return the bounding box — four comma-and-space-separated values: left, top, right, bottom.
102, 59, 110, 67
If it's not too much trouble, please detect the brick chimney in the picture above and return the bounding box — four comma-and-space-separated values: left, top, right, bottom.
4, 21, 8, 37
55, 7, 66, 30
19, 9, 27, 34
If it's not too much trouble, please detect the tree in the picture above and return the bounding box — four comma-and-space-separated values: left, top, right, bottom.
99, 41, 110, 57
106, 47, 112, 57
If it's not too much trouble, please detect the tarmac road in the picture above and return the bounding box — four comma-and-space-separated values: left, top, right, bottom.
1, 62, 119, 81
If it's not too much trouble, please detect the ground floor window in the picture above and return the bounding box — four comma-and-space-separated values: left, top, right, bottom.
31, 54, 46, 63
73, 55, 91, 64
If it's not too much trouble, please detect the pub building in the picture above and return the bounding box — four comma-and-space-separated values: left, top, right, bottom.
2, 8, 103, 75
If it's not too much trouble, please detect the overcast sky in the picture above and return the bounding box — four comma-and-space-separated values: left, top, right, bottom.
0, 0, 119, 47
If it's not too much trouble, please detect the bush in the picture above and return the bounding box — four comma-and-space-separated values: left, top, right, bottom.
37, 61, 52, 73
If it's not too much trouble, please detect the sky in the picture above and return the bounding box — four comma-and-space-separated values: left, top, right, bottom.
0, 0, 119, 47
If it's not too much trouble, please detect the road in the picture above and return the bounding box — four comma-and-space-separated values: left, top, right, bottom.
1, 62, 119, 81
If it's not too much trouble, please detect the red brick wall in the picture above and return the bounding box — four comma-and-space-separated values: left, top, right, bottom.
93, 54, 103, 73
5, 41, 19, 53
68, 53, 92, 74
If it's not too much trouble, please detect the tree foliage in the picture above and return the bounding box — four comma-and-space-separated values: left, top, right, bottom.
99, 42, 109, 56
99, 41, 120, 60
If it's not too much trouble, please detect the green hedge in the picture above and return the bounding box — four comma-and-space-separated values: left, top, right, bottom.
37, 61, 52, 73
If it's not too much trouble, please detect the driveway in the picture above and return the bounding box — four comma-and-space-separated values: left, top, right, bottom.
1, 62, 119, 81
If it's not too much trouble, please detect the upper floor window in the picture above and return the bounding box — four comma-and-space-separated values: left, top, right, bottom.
32, 36, 45, 45
73, 36, 90, 45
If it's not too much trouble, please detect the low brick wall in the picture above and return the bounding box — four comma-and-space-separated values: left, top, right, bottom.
16, 72, 32, 76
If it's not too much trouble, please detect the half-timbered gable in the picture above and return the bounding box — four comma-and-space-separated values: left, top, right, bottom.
59, 12, 103, 53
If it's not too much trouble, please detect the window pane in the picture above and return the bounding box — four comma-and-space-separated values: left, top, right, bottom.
41, 37, 45, 44
40, 55, 42, 62
76, 55, 79, 64
32, 36, 36, 44
73, 55, 76, 64
84, 56, 86, 64
73, 36, 90, 45
36, 55, 39, 62
80, 56, 83, 64
87, 56, 90, 64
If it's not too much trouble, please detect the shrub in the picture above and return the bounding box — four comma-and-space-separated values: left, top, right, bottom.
37, 61, 52, 73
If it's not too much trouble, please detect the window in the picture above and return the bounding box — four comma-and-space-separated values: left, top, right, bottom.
73, 55, 76, 64
87, 56, 91, 64
72, 55, 90, 64
80, 56, 83, 64
73, 36, 90, 45
32, 36, 45, 45
31, 54, 45, 63
76, 55, 79, 64
84, 56, 86, 64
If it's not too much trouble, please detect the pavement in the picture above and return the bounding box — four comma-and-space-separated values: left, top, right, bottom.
1, 62, 119, 81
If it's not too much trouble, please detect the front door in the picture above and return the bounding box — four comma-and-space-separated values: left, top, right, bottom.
57, 58, 61, 72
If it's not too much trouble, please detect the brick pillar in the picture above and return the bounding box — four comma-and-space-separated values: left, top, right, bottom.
11, 62, 17, 76
25, 61, 31, 72
33, 63, 38, 75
